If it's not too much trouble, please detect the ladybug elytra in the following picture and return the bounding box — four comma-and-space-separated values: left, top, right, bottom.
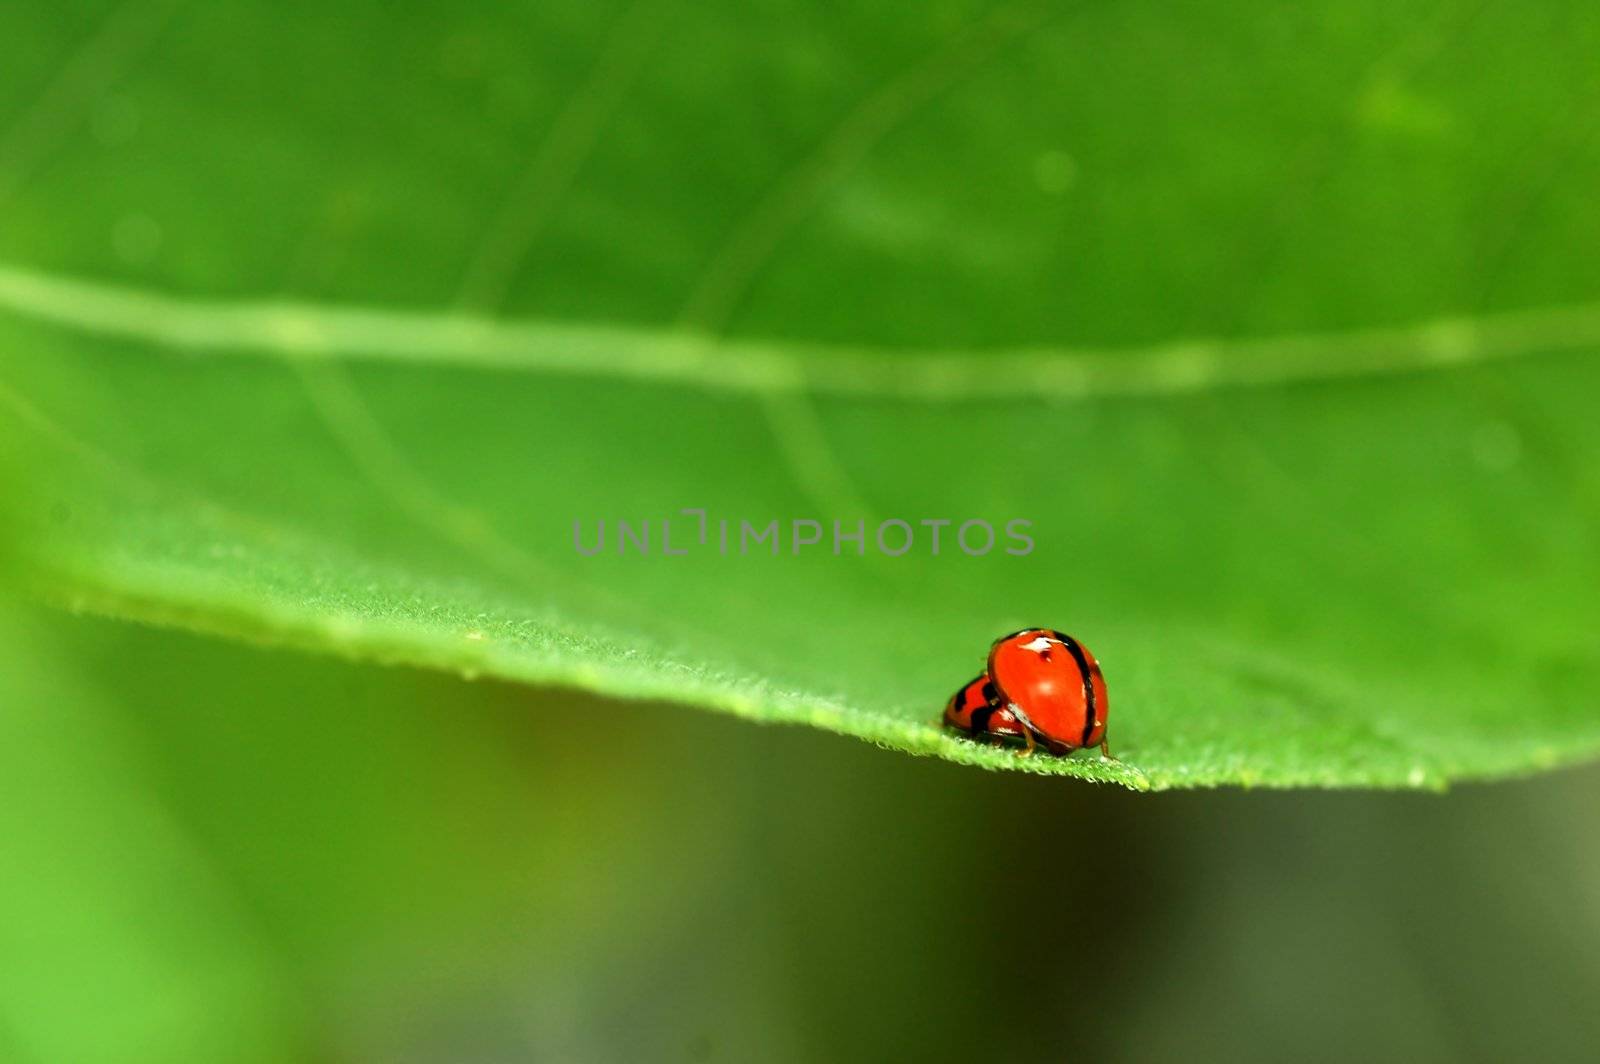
942, 629, 1112, 758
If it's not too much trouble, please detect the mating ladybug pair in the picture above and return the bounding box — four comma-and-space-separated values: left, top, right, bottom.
944, 629, 1111, 758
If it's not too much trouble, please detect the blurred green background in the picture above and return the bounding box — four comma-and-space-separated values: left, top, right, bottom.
5, 0, 1600, 1058
5, 604, 1600, 1062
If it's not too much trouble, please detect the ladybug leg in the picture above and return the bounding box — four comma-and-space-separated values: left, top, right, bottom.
1099, 738, 1118, 761
1015, 727, 1037, 757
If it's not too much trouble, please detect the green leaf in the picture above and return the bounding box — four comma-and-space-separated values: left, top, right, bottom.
3, 0, 1599, 789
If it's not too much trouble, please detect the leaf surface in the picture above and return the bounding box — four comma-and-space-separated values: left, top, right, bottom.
4, 0, 1600, 788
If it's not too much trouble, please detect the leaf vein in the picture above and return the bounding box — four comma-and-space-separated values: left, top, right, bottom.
3, 263, 1599, 401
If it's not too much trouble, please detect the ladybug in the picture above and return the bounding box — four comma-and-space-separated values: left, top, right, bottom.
942, 673, 1028, 741
943, 629, 1111, 758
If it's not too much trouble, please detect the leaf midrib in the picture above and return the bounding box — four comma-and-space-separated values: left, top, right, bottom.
3, 262, 1599, 402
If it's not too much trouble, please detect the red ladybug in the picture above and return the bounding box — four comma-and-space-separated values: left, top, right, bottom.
943, 629, 1111, 758
942, 673, 1026, 741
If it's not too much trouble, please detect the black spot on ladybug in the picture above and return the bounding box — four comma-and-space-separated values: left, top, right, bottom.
1052, 633, 1099, 747
970, 704, 996, 735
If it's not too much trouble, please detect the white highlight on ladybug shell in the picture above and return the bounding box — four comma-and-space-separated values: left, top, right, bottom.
1019, 635, 1057, 654
1007, 702, 1041, 734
